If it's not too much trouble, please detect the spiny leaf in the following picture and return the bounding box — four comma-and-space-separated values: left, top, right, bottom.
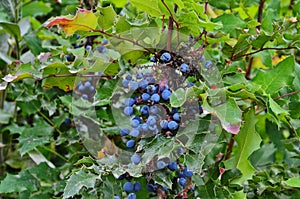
46, 9, 98, 36
225, 109, 262, 185
0, 170, 40, 193
252, 56, 295, 95
203, 97, 242, 134
63, 170, 99, 199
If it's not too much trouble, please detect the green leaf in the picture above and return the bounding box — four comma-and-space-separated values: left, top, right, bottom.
212, 13, 245, 36
170, 88, 186, 107
63, 170, 98, 199
18, 120, 53, 156
284, 177, 300, 188
29, 162, 60, 183
0, 110, 13, 124
130, 0, 162, 17
24, 32, 44, 55
0, 170, 40, 193
203, 97, 242, 134
21, 1, 52, 17
250, 143, 276, 169
42, 62, 75, 91
225, 109, 262, 185
110, 0, 127, 8
97, 5, 117, 31
0, 21, 21, 40
252, 56, 295, 94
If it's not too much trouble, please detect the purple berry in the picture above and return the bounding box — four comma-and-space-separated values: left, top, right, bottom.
120, 128, 130, 136
128, 193, 136, 199
173, 113, 180, 121
134, 182, 142, 192
130, 129, 140, 137
178, 177, 186, 186
161, 52, 171, 63
156, 161, 167, 169
131, 119, 140, 128
168, 162, 178, 171
124, 106, 134, 116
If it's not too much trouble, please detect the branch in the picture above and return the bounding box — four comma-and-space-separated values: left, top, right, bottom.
225, 134, 235, 160
256, 0, 265, 30
37, 73, 112, 81
91, 29, 155, 54
161, 0, 180, 28
273, 89, 300, 101
231, 46, 296, 60
245, 56, 253, 80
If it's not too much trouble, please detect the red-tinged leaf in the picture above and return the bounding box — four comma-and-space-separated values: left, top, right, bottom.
46, 9, 98, 36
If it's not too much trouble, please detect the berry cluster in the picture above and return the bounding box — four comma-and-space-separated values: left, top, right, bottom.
75, 77, 96, 101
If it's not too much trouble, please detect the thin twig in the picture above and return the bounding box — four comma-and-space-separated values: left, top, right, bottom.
273, 89, 300, 101
225, 134, 235, 160
166, 16, 174, 52
37, 73, 111, 81
256, 0, 265, 30
161, 0, 180, 28
231, 46, 296, 60
245, 56, 253, 80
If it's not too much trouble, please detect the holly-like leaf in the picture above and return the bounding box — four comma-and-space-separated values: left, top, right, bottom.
42, 62, 75, 91
284, 177, 300, 188
18, 120, 53, 156
224, 109, 262, 185
170, 88, 186, 107
0, 170, 40, 193
63, 170, 99, 199
46, 9, 98, 36
252, 56, 295, 95
203, 97, 242, 134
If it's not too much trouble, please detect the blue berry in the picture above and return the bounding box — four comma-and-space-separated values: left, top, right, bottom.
64, 118, 71, 124
204, 60, 213, 69
168, 121, 178, 130
161, 89, 171, 100
180, 63, 190, 73
148, 124, 158, 132
88, 85, 95, 92
84, 81, 91, 87
125, 98, 135, 106
140, 105, 149, 115
123, 182, 134, 192
82, 94, 89, 100
125, 74, 132, 80
131, 154, 141, 165
178, 178, 186, 186
129, 81, 138, 91
126, 140, 135, 148
161, 52, 171, 62
76, 34, 81, 39
141, 123, 149, 132
149, 105, 158, 115
102, 38, 108, 45
160, 120, 168, 129
96, 45, 107, 53
146, 184, 157, 192
128, 193, 136, 199
168, 162, 178, 171
66, 54, 73, 61
130, 129, 140, 137
177, 147, 184, 155
183, 168, 193, 177
136, 72, 143, 79
134, 182, 142, 192
120, 128, 130, 136
150, 56, 157, 62
173, 113, 180, 121
141, 93, 150, 101
156, 161, 167, 169
131, 119, 140, 128
114, 195, 120, 199
124, 106, 134, 116
147, 115, 156, 126
78, 83, 85, 92
85, 45, 92, 51
147, 85, 157, 94
138, 79, 148, 89
151, 94, 160, 103
187, 82, 195, 87
122, 79, 129, 88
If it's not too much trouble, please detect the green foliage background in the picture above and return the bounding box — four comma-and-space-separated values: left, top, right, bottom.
0, 0, 299, 198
